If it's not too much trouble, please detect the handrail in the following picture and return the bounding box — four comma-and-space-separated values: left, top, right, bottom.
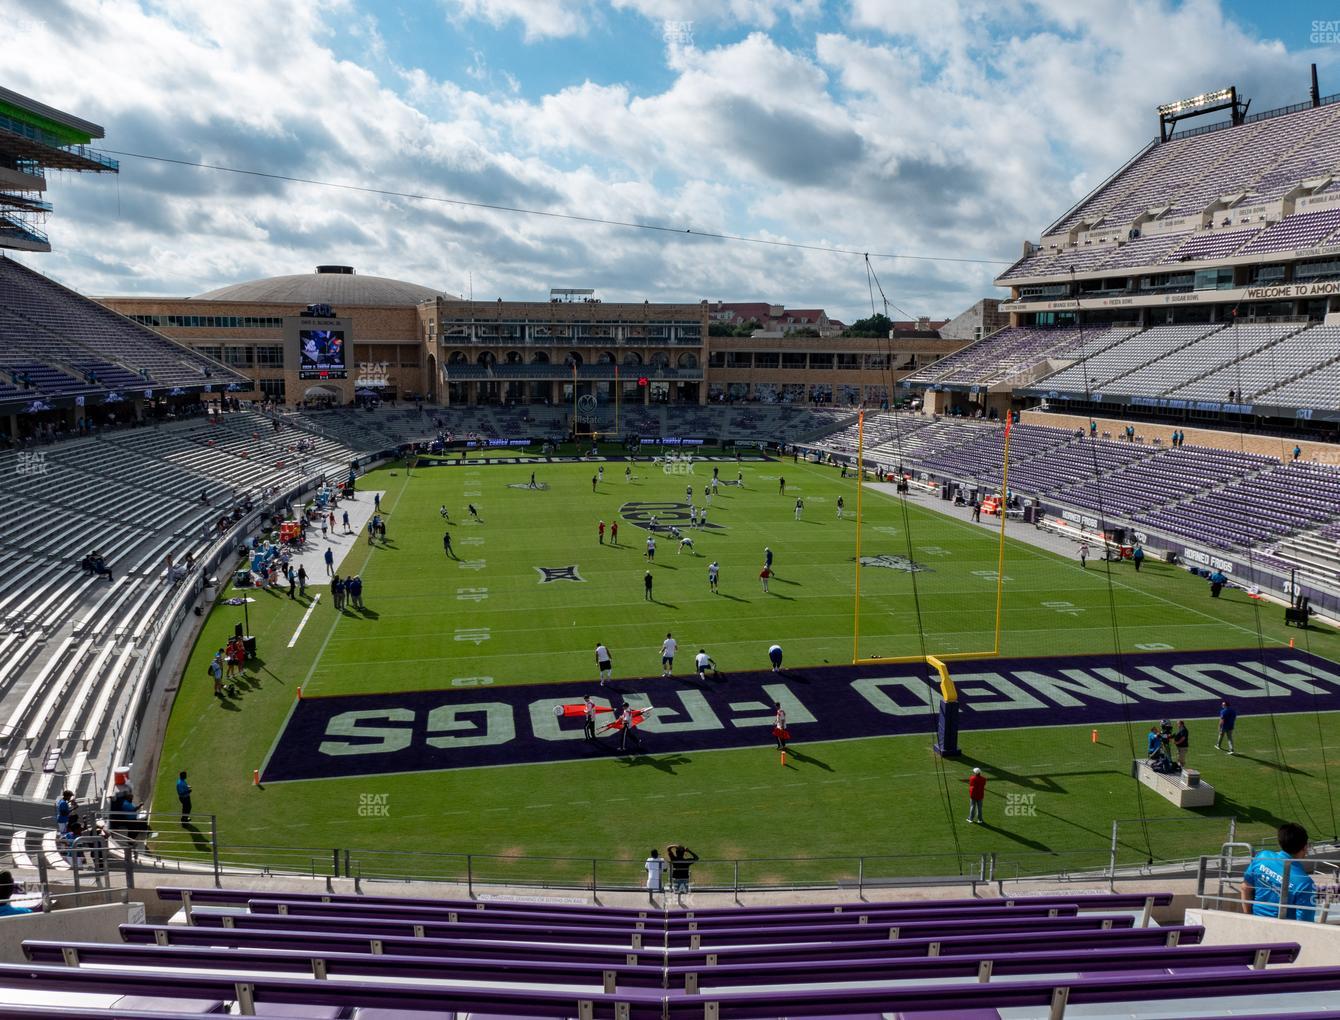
1195, 851, 1340, 921
6, 813, 1259, 900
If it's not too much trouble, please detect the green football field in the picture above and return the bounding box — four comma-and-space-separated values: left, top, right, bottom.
149, 452, 1340, 884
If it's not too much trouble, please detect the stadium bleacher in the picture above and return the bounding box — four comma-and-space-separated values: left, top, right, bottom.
0, 408, 368, 802
808, 413, 1340, 584
1046, 102, 1340, 236
0, 257, 245, 406
0, 885, 1328, 1017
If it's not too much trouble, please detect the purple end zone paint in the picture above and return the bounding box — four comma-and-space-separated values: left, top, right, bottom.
262, 648, 1340, 782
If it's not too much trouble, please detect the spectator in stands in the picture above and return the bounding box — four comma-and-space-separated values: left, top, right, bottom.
107, 788, 148, 843
644, 849, 665, 902
1125, 424, 1134, 443
1240, 823, 1317, 922
81, 551, 113, 581
0, 872, 32, 916
967, 768, 986, 824
54, 790, 75, 836
1294, 445, 1302, 462
667, 845, 700, 895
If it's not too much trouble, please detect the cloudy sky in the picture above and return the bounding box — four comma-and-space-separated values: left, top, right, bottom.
5, 0, 1339, 321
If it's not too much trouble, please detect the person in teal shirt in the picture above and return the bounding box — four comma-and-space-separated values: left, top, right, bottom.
0, 871, 31, 917
1241, 823, 1317, 922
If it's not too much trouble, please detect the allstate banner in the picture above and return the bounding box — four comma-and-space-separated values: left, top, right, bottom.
261, 648, 1340, 782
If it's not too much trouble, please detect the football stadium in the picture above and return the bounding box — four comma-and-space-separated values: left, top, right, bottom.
7, 15, 1340, 1015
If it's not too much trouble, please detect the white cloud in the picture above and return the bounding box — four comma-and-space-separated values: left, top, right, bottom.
6, 0, 1339, 324
444, 0, 597, 41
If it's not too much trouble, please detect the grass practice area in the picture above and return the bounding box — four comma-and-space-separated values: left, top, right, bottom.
151, 450, 1340, 884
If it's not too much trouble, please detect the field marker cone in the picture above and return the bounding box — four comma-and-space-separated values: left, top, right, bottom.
1289, 638, 1295, 649
252, 769, 260, 786
296, 686, 302, 699
780, 750, 787, 766
1091, 729, 1099, 744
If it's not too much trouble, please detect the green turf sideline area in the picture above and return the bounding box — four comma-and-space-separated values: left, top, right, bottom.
150, 456, 1340, 879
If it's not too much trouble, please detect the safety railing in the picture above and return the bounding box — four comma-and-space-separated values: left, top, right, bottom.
1195, 850, 1340, 922
10, 812, 1271, 901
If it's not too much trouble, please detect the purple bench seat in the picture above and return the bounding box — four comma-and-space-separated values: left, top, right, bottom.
120, 921, 1207, 968
20, 938, 1299, 994
1, 960, 1340, 1020
239, 897, 1083, 932
157, 886, 1170, 911
0, 965, 667, 1020
186, 907, 1139, 946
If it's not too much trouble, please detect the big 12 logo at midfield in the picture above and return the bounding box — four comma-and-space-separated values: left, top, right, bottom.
619, 502, 724, 533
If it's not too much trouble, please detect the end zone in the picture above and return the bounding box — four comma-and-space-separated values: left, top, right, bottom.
259, 648, 1340, 783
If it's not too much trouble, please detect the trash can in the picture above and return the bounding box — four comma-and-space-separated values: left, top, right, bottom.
243, 635, 258, 658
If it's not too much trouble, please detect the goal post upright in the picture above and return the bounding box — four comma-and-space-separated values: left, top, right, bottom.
992, 417, 1012, 656
851, 412, 1011, 667
853, 409, 864, 664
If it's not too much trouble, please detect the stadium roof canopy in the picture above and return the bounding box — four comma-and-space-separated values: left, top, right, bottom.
195, 265, 457, 306
0, 85, 118, 252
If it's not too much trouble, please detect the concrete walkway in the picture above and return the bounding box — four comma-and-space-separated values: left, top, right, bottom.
864, 482, 1088, 562
271, 490, 385, 586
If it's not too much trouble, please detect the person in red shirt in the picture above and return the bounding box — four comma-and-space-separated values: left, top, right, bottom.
598, 520, 605, 544
967, 768, 986, 824
610, 521, 618, 546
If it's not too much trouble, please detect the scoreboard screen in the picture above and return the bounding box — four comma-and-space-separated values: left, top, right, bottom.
286, 316, 352, 380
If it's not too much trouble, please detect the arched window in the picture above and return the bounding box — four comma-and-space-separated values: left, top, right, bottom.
448, 351, 469, 365
477, 351, 496, 367
677, 352, 697, 369
530, 351, 551, 364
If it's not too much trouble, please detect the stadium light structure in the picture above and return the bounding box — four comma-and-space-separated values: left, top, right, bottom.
1157, 85, 1247, 142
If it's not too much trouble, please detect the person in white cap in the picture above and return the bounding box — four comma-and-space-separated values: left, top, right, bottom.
967, 768, 986, 824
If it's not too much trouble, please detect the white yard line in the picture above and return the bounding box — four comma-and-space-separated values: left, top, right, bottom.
287, 593, 322, 649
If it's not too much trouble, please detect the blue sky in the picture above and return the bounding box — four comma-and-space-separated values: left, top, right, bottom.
8, 0, 1340, 321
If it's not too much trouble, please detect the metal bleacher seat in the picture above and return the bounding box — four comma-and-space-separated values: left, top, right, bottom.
0, 886, 1333, 1018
